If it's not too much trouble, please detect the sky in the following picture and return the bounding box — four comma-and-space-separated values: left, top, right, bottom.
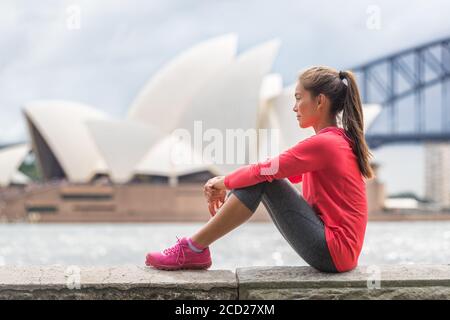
1, 0, 449, 197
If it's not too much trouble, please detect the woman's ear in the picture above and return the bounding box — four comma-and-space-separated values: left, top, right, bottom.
316, 93, 323, 110
316, 93, 328, 111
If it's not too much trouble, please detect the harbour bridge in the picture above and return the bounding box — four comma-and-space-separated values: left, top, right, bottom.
351, 37, 450, 149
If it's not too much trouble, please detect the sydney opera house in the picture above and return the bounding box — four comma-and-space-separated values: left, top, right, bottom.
0, 34, 384, 223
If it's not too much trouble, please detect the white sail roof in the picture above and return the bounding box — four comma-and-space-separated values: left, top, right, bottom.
24, 101, 109, 182
0, 144, 30, 186
127, 33, 238, 133
259, 73, 283, 101
362, 103, 382, 131
18, 36, 305, 183
86, 119, 165, 183
10, 171, 30, 185
134, 134, 220, 177
174, 39, 280, 174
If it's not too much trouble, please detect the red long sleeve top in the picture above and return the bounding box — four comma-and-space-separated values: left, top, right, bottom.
223, 126, 368, 272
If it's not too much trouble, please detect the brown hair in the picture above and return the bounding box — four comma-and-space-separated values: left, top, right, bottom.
299, 66, 374, 180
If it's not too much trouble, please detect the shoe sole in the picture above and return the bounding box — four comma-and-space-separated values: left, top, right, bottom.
145, 260, 212, 271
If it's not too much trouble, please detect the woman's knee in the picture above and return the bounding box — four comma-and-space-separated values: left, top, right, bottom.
226, 183, 266, 213
263, 179, 298, 196
227, 181, 267, 196
261, 179, 304, 213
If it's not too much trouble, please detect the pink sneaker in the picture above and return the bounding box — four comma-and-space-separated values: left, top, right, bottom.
145, 236, 212, 270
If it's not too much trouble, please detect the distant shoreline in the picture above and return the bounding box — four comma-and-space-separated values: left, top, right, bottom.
369, 210, 450, 221
2, 215, 450, 224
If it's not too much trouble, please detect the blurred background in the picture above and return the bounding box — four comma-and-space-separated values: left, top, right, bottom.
0, 0, 449, 269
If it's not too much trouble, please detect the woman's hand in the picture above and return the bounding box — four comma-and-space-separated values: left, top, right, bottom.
204, 176, 227, 216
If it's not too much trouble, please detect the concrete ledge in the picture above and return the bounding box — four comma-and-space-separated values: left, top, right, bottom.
0, 266, 237, 299
0, 265, 449, 299
237, 264, 450, 300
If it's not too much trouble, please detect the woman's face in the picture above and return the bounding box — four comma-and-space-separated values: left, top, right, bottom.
293, 82, 319, 129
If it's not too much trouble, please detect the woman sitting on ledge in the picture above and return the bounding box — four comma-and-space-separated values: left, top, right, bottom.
145, 66, 374, 273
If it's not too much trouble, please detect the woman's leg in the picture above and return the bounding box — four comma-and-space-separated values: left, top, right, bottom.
192, 179, 338, 273
190, 192, 255, 248
259, 179, 338, 273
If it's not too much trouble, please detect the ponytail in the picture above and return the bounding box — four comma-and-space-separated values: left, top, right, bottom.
339, 70, 374, 180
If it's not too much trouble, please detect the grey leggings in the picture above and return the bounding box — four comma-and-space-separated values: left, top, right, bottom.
226, 178, 339, 273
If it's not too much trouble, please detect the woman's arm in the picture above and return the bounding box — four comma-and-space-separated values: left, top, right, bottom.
223, 134, 334, 190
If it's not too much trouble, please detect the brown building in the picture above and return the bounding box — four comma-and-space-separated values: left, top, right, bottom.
0, 171, 385, 223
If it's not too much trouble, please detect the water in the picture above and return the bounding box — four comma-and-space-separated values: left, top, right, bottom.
0, 221, 449, 270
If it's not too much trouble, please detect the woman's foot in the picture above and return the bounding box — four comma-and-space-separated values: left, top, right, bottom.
145, 236, 212, 270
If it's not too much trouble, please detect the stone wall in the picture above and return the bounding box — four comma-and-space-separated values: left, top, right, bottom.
0, 264, 448, 299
